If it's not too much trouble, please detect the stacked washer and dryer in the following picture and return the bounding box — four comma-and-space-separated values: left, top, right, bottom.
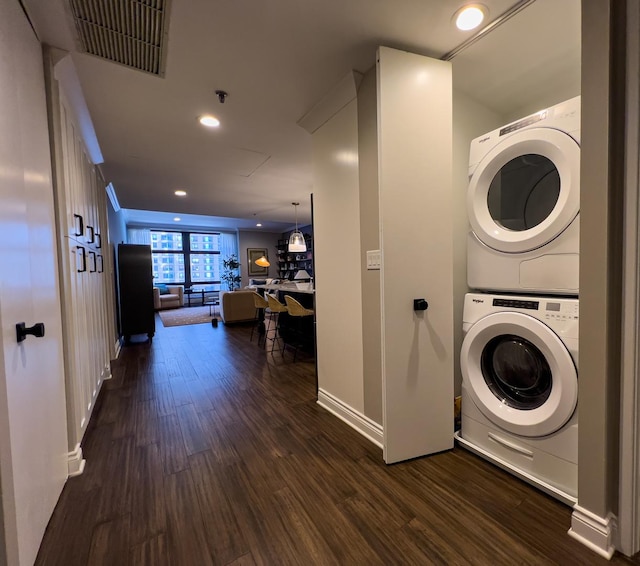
457, 96, 581, 505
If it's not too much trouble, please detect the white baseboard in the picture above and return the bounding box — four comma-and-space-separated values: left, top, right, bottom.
67, 443, 86, 477
114, 338, 121, 359
568, 505, 615, 559
317, 389, 383, 448
103, 361, 112, 380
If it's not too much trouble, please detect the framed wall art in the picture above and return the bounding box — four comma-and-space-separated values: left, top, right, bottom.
247, 248, 269, 276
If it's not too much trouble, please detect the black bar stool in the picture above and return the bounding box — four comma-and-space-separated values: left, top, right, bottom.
265, 293, 288, 353
284, 295, 315, 361
250, 292, 269, 346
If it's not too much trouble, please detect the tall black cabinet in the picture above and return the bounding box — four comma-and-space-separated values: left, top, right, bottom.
117, 244, 155, 341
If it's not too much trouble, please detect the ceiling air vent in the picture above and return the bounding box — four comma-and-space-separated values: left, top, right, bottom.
69, 0, 171, 77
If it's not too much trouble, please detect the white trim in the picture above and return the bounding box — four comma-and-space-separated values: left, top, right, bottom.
53, 54, 103, 164
102, 362, 112, 381
106, 182, 120, 212
114, 337, 122, 359
568, 505, 615, 560
317, 389, 383, 448
67, 443, 86, 477
618, 0, 640, 556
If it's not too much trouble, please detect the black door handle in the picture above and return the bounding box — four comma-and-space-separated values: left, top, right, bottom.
413, 298, 429, 311
16, 322, 45, 343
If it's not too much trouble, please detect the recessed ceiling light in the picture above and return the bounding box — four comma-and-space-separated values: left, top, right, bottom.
454, 4, 487, 31
174, 189, 187, 197
173, 217, 181, 222
256, 223, 262, 227
198, 115, 220, 127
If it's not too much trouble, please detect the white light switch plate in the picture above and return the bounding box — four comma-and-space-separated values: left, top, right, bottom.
367, 249, 381, 270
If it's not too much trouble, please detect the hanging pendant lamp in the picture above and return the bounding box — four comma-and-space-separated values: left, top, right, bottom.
255, 255, 270, 267
288, 202, 307, 253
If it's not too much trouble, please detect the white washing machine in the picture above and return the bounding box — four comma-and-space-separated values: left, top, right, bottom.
467, 96, 580, 295
457, 293, 578, 505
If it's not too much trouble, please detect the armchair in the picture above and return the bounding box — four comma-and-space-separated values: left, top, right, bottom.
153, 285, 184, 310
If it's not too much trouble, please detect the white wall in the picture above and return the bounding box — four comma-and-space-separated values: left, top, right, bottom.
358, 67, 383, 424
451, 91, 505, 395
313, 99, 365, 413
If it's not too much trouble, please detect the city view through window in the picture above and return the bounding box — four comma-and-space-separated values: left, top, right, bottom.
150, 231, 223, 287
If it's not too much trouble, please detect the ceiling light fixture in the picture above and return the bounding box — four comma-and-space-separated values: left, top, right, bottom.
198, 115, 220, 127
288, 202, 307, 253
454, 4, 487, 31
255, 255, 270, 268
174, 189, 187, 196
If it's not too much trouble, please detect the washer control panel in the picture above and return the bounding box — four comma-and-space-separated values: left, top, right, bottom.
493, 298, 539, 310
543, 300, 579, 321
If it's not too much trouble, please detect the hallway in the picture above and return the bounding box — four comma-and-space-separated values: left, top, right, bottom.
36, 318, 635, 565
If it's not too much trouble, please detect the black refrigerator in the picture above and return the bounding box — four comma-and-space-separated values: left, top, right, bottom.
117, 244, 155, 342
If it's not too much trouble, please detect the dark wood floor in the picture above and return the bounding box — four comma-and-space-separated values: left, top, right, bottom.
36, 315, 639, 565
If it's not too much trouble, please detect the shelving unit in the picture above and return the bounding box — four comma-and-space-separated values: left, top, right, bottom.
277, 236, 313, 280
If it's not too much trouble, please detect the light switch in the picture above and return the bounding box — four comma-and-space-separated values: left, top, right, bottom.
367, 249, 381, 270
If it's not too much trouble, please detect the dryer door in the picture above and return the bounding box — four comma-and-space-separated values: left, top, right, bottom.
460, 311, 577, 437
468, 128, 580, 253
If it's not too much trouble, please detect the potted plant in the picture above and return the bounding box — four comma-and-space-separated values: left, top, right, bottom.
221, 254, 241, 290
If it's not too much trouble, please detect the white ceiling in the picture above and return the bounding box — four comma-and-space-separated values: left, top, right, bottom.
23, 0, 580, 229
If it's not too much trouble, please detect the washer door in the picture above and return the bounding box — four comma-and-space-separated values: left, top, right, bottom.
461, 311, 577, 437
468, 127, 580, 253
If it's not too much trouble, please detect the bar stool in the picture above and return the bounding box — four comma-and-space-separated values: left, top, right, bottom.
265, 293, 288, 353
284, 295, 315, 361
250, 292, 269, 345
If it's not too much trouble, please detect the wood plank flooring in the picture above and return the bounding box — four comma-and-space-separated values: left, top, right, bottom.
36, 316, 639, 565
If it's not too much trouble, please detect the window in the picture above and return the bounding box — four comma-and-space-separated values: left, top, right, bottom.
149, 230, 233, 288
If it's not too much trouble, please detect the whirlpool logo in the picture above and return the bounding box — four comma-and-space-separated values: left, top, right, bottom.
472, 298, 485, 304
478, 136, 491, 143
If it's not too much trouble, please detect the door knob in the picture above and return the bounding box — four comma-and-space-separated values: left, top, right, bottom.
413, 298, 429, 311
16, 322, 45, 343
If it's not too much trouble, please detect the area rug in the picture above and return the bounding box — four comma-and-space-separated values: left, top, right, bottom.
158, 306, 216, 327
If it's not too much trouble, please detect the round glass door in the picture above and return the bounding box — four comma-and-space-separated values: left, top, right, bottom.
487, 155, 560, 232
468, 128, 580, 253
460, 311, 577, 437
481, 334, 552, 410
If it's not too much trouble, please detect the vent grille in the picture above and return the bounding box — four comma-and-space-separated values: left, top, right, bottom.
69, 0, 170, 76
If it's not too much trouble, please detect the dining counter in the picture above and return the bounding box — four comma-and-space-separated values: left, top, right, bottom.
253, 282, 314, 294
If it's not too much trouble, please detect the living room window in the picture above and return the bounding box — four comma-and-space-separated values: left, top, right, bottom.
149, 230, 233, 287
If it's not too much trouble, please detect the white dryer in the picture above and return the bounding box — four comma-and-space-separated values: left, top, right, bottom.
467, 96, 580, 295
457, 293, 578, 505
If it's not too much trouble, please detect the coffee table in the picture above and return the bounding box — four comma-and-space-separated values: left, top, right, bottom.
204, 299, 219, 317
204, 299, 220, 327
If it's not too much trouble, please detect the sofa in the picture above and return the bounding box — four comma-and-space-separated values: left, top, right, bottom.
219, 290, 257, 324
153, 285, 184, 310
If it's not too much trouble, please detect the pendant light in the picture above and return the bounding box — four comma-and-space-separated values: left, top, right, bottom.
255, 255, 270, 267
288, 202, 307, 252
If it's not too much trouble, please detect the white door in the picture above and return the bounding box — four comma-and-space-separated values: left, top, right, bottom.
378, 47, 454, 463
0, 1, 69, 564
